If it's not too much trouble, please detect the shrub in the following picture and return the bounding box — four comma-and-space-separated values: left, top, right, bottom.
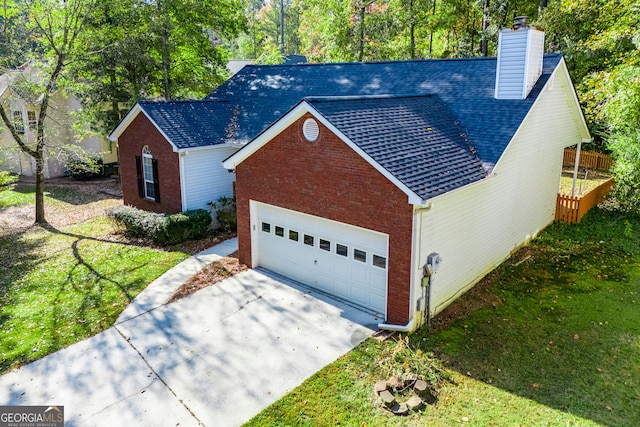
65, 158, 103, 180
209, 196, 237, 232
110, 206, 211, 245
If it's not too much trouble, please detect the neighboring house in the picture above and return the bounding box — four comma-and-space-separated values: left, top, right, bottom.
111, 24, 590, 330
0, 65, 118, 179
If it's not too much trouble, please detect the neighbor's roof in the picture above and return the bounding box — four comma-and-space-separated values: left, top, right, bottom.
305, 95, 488, 200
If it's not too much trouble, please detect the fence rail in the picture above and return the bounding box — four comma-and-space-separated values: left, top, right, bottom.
563, 149, 614, 171
555, 178, 615, 223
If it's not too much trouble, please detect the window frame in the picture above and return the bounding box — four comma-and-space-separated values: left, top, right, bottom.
27, 110, 37, 131
142, 146, 155, 201
13, 110, 24, 134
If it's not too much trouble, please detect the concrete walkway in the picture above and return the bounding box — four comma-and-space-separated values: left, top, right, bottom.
0, 238, 380, 426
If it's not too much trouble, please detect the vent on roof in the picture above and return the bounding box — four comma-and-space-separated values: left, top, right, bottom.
303, 118, 319, 142
495, 17, 545, 100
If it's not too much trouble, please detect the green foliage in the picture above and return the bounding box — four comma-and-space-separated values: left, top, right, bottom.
72, 0, 246, 134
209, 196, 237, 232
65, 158, 104, 180
110, 206, 212, 245
609, 130, 640, 212
0, 170, 18, 191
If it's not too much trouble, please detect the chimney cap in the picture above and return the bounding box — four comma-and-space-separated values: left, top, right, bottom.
513, 16, 529, 30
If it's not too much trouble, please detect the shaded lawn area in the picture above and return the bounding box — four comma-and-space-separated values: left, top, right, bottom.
0, 217, 188, 374
245, 209, 640, 427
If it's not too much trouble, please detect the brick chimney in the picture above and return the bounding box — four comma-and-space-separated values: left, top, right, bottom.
495, 16, 545, 100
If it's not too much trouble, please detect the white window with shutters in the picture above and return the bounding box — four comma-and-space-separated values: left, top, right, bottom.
142, 145, 155, 200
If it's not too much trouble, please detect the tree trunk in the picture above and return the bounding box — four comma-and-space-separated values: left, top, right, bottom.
358, 4, 365, 62
34, 147, 46, 224
481, 0, 490, 56
409, 0, 416, 59
538, 0, 548, 17
429, 0, 436, 57
161, 27, 171, 100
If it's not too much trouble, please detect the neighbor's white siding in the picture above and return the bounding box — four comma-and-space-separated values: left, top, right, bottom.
0, 89, 118, 178
180, 145, 238, 212
495, 27, 545, 100
415, 62, 586, 317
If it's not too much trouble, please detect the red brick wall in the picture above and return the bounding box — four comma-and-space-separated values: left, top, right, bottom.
235, 114, 414, 324
118, 113, 182, 213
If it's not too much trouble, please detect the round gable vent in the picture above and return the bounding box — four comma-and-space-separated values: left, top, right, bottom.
302, 118, 319, 142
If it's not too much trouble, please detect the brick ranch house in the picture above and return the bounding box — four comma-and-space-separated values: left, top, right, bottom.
110, 24, 590, 331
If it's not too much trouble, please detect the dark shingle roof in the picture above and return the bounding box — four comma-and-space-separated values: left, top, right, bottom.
306, 95, 488, 200
138, 100, 238, 150
134, 54, 564, 200
207, 54, 562, 167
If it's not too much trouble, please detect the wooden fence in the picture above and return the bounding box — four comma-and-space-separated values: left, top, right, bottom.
555, 178, 615, 223
563, 148, 614, 171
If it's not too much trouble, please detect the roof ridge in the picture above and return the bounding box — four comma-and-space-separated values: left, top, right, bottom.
305, 94, 437, 102
242, 53, 563, 70
139, 99, 227, 105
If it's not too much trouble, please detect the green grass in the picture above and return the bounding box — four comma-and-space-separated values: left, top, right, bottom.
245, 209, 640, 427
0, 184, 108, 208
559, 173, 611, 196
0, 217, 189, 374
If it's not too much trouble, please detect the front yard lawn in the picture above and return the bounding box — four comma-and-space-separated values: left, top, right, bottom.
245, 208, 640, 427
0, 217, 189, 374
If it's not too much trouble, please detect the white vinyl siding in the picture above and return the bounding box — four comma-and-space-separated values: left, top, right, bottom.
417, 64, 585, 317
181, 145, 238, 212
495, 27, 545, 100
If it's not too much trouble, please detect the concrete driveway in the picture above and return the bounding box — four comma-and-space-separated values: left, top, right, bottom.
0, 268, 380, 426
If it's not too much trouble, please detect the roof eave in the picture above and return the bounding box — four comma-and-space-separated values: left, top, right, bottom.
223, 100, 424, 205
108, 103, 180, 152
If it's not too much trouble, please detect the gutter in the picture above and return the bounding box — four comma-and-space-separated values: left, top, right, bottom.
378, 319, 415, 332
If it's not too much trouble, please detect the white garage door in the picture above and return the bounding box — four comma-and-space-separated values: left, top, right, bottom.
252, 202, 388, 315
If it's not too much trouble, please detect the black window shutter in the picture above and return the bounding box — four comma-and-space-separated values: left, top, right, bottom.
135, 155, 144, 197
152, 158, 160, 203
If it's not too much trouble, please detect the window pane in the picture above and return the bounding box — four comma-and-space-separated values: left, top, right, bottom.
261, 222, 271, 233
303, 234, 314, 246
336, 244, 348, 257
13, 111, 24, 133
354, 249, 366, 263
27, 111, 37, 130
289, 230, 299, 241
145, 182, 155, 199
143, 156, 153, 181
373, 255, 387, 269
319, 239, 330, 251
275, 226, 284, 237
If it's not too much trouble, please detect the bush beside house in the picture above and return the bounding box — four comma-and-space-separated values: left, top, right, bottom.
110, 206, 211, 245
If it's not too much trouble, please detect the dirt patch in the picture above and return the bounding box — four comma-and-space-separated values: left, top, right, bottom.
166, 255, 247, 304
170, 231, 237, 256
0, 177, 123, 236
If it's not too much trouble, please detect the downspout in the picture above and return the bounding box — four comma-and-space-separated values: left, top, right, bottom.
378, 318, 416, 332
377, 202, 432, 333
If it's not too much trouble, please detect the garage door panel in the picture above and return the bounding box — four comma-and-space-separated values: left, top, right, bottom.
254, 202, 387, 315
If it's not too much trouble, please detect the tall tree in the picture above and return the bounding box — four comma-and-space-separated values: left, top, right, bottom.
0, 0, 94, 224
73, 0, 246, 135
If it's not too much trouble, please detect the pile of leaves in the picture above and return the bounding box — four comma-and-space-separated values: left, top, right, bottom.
166, 256, 247, 304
